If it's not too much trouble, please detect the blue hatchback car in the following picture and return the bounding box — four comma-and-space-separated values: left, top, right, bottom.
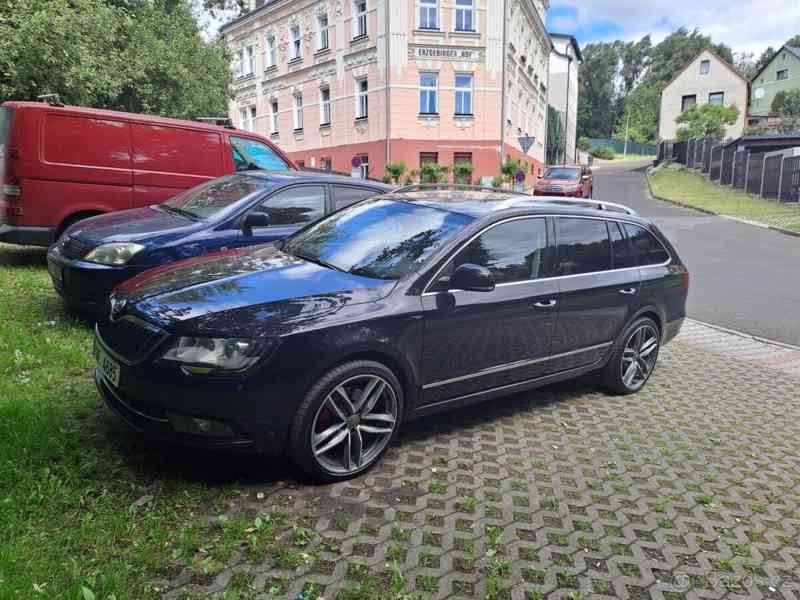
47, 172, 391, 312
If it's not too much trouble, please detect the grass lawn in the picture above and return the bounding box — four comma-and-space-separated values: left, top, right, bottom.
649, 165, 800, 233
607, 152, 656, 161
0, 244, 292, 600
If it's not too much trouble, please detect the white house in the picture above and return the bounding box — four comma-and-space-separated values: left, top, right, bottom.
548, 33, 581, 164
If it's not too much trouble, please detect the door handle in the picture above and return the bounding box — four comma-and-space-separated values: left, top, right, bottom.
533, 299, 557, 308
619, 288, 638, 295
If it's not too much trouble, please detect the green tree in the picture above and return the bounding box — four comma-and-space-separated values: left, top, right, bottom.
547, 106, 566, 164
753, 47, 776, 75
452, 162, 474, 185
384, 161, 407, 185
614, 83, 661, 144
577, 136, 591, 151
734, 52, 757, 80
0, 0, 231, 119
619, 36, 652, 94
500, 155, 527, 185
577, 42, 620, 138
419, 162, 449, 184
675, 103, 739, 141
772, 90, 800, 133
785, 35, 800, 47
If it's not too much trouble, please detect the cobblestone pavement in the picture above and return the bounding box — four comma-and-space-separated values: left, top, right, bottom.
158, 321, 800, 600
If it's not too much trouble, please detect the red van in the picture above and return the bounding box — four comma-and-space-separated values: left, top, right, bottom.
0, 101, 295, 246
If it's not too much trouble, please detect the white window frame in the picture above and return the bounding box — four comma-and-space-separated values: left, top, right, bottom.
777, 69, 789, 81
700, 59, 710, 75
265, 34, 276, 68
249, 106, 257, 132
239, 107, 248, 129
454, 0, 475, 32
317, 13, 329, 51
419, 0, 439, 30
358, 154, 369, 178
293, 94, 304, 131
243, 45, 255, 76
356, 77, 368, 119
353, 0, 367, 38
320, 87, 331, 125
270, 100, 279, 134
455, 73, 473, 115
419, 72, 438, 114
290, 25, 302, 60
233, 49, 243, 78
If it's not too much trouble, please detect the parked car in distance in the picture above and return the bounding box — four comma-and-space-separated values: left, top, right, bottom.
47, 172, 391, 312
93, 189, 688, 482
0, 100, 296, 247
533, 165, 593, 198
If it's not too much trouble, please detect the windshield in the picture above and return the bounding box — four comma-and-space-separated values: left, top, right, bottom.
284, 199, 474, 280
231, 136, 290, 172
543, 168, 581, 180
164, 175, 269, 220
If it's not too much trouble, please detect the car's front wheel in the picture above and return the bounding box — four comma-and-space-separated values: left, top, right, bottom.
289, 360, 403, 482
601, 317, 660, 394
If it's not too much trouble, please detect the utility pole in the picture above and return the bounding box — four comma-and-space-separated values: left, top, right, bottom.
623, 112, 630, 159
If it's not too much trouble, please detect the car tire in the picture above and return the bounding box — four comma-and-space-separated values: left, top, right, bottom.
289, 360, 403, 483
600, 317, 660, 395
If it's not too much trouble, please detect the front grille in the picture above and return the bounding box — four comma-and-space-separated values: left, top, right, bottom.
60, 236, 95, 260
97, 316, 168, 364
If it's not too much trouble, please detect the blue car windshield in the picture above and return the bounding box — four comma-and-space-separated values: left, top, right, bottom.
283, 199, 474, 280
164, 175, 269, 220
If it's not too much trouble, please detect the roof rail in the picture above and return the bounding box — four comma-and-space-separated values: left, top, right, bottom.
196, 117, 235, 129
37, 93, 64, 107
532, 197, 637, 215
392, 183, 529, 196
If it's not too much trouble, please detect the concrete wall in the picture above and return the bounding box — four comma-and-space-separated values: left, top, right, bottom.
658, 49, 747, 141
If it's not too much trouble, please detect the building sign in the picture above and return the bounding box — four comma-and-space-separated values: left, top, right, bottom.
411, 46, 484, 63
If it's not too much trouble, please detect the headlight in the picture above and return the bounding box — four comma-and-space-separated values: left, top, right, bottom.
84, 243, 145, 266
160, 337, 273, 375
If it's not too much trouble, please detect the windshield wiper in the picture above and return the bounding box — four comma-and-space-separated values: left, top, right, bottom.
291, 250, 346, 273
159, 204, 200, 221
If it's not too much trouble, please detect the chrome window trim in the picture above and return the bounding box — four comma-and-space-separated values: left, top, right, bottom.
421, 341, 614, 390
420, 214, 671, 297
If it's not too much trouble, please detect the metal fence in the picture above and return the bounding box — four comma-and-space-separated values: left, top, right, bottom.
657, 138, 800, 203
588, 138, 658, 156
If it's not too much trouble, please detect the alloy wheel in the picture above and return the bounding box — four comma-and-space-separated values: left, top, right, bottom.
310, 374, 398, 475
619, 324, 659, 390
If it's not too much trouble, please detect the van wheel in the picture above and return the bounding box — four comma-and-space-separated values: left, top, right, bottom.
289, 360, 403, 483
600, 317, 660, 395
56, 212, 102, 241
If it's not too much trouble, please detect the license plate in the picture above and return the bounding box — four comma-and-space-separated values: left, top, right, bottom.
48, 260, 63, 284
96, 345, 121, 388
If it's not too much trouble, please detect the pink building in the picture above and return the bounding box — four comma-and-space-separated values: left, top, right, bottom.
223, 0, 551, 185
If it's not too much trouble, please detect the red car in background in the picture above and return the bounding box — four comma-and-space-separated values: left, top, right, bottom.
0, 100, 296, 247
533, 165, 593, 198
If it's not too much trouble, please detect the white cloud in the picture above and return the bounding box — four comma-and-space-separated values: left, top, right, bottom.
555, 0, 800, 55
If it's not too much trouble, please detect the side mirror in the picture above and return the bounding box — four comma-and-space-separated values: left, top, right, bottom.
581, 174, 590, 181
537, 174, 544, 179
243, 212, 270, 233
449, 263, 495, 293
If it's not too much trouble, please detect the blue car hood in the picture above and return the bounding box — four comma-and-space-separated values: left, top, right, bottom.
116, 244, 395, 335
67, 206, 197, 244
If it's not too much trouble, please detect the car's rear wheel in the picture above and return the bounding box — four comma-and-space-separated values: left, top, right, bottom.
289, 360, 402, 482
601, 317, 660, 394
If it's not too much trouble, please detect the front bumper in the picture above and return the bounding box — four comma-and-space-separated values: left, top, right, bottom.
533, 188, 584, 197
47, 247, 147, 312
0, 224, 54, 246
94, 329, 290, 455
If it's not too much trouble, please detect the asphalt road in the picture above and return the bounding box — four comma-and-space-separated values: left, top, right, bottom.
593, 160, 800, 346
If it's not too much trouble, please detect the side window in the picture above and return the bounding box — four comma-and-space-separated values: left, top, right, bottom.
438, 218, 549, 288
333, 186, 379, 210
556, 217, 612, 276
624, 224, 670, 266
610, 222, 637, 269
230, 136, 289, 172
251, 185, 325, 227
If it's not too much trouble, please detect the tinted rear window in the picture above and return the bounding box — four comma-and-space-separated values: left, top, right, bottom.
557, 217, 612, 275
624, 224, 670, 265
164, 175, 269, 220
333, 185, 380, 210
610, 221, 637, 269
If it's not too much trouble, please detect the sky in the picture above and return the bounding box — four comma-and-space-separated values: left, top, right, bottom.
545, 0, 800, 56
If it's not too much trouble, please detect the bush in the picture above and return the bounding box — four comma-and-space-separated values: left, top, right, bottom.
577, 136, 591, 151
591, 146, 616, 160
491, 176, 504, 190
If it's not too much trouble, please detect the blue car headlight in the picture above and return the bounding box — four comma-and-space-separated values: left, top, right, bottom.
159, 337, 276, 375
84, 243, 145, 266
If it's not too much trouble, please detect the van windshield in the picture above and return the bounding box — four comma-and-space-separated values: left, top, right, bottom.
163, 175, 269, 220
230, 136, 290, 172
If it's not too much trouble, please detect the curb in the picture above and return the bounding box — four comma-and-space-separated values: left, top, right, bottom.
686, 318, 800, 352
644, 169, 800, 239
